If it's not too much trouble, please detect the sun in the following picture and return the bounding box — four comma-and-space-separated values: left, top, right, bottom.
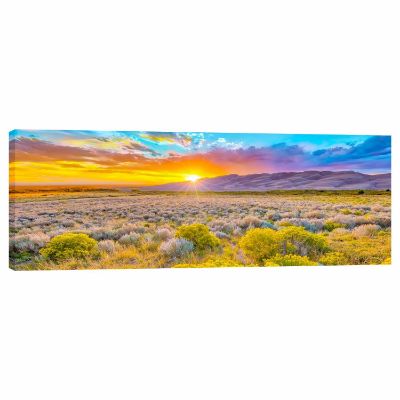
186, 174, 200, 182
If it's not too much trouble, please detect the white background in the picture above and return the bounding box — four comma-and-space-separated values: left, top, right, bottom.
0, 1, 399, 399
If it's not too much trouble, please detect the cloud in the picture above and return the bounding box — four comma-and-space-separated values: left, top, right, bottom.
345, 135, 391, 158
58, 135, 160, 156
10, 137, 152, 166
309, 136, 391, 171
312, 136, 391, 160
139, 132, 193, 147
206, 137, 244, 150
155, 136, 391, 175
120, 140, 160, 156
192, 144, 306, 173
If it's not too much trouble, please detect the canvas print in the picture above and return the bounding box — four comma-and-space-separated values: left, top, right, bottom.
9, 130, 391, 270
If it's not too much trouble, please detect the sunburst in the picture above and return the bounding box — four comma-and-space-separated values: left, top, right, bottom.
186, 174, 200, 182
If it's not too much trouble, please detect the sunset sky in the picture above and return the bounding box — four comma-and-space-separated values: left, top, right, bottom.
9, 130, 391, 186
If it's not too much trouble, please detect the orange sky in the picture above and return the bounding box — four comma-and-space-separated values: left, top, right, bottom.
9, 145, 230, 185
9, 158, 228, 185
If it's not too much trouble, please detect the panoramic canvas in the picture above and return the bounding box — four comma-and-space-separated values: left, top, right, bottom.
9, 130, 391, 270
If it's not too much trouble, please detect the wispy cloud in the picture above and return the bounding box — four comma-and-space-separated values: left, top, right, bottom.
10, 137, 153, 165
140, 132, 193, 147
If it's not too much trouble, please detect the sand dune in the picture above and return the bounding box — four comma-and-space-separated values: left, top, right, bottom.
142, 171, 391, 191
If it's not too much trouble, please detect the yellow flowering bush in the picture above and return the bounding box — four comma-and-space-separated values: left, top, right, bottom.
176, 223, 220, 251
40, 233, 98, 261
239, 228, 280, 263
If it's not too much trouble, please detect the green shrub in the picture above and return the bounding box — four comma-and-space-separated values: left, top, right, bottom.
323, 221, 344, 232
175, 223, 220, 251
278, 226, 328, 259
238, 228, 280, 263
318, 252, 348, 265
265, 254, 318, 266
40, 233, 98, 262
9, 250, 32, 264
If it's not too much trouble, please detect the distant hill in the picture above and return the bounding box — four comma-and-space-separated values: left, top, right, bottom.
140, 171, 391, 191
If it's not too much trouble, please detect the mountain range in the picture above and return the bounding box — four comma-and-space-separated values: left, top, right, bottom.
140, 171, 391, 191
